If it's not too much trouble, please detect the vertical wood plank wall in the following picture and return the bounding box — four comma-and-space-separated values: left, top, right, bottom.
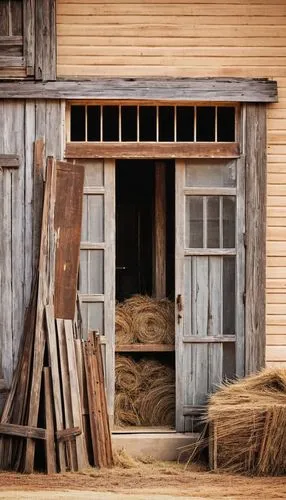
0, 100, 65, 385
57, 0, 286, 367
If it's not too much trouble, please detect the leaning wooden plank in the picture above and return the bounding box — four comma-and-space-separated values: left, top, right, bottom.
45, 305, 66, 472
74, 338, 92, 464
64, 320, 87, 470
54, 161, 85, 319
83, 340, 103, 467
43, 367, 57, 474
56, 318, 77, 471
93, 333, 113, 466
56, 427, 81, 442
0, 424, 46, 440
24, 157, 57, 473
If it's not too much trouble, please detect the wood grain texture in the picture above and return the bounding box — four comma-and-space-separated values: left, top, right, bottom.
54, 161, 85, 319
154, 162, 166, 298
65, 142, 240, 160
0, 79, 277, 101
35, 0, 56, 80
245, 104, 266, 374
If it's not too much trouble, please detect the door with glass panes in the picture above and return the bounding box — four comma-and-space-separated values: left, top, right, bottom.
175, 158, 245, 432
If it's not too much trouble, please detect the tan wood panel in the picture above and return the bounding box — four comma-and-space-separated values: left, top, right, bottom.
267, 336, 286, 345
266, 346, 286, 361
58, 0, 286, 4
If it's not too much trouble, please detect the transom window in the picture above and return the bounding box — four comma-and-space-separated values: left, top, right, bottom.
69, 104, 237, 144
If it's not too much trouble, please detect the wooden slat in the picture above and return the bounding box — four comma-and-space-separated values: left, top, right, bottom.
245, 104, 266, 374
65, 142, 240, 159
56, 427, 82, 441
54, 161, 85, 319
43, 367, 57, 474
24, 157, 57, 473
0, 423, 46, 440
182, 336, 235, 343
0, 78, 277, 101
35, 0, 56, 80
45, 306, 66, 472
23, 0, 35, 75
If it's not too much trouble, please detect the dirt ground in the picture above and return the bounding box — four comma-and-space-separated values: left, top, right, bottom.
0, 461, 285, 499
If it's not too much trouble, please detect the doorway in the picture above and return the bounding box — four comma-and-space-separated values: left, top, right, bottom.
114, 160, 176, 430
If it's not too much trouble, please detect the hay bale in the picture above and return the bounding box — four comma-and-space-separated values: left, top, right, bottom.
207, 368, 286, 476
129, 296, 175, 344
115, 356, 175, 428
115, 303, 134, 344
115, 355, 140, 394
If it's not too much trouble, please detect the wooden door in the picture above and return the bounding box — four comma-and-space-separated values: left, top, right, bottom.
78, 159, 115, 422
175, 158, 245, 432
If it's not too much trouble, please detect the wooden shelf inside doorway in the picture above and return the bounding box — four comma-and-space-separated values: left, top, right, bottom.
115, 344, 175, 353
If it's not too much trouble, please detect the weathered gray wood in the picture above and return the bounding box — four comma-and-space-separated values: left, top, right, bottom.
245, 104, 266, 374
0, 155, 20, 168
0, 56, 24, 68
35, 0, 56, 81
23, 0, 35, 75
43, 367, 57, 474
0, 423, 46, 440
235, 156, 246, 377
10, 0, 23, 36
0, 78, 277, 101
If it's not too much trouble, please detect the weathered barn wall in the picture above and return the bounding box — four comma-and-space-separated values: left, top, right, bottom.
0, 100, 64, 385
57, 0, 286, 367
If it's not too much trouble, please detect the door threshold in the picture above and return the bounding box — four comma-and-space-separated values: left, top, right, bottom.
113, 425, 176, 434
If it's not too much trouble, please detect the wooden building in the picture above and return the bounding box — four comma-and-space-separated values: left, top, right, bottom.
0, 0, 284, 435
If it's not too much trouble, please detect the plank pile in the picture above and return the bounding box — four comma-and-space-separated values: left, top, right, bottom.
0, 152, 113, 473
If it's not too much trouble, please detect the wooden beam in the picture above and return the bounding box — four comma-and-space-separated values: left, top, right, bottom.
245, 104, 266, 374
56, 427, 82, 442
65, 142, 240, 160
115, 344, 175, 352
23, 0, 35, 76
35, 0, 56, 81
0, 78, 277, 101
43, 367, 57, 474
0, 155, 20, 168
0, 423, 46, 440
154, 162, 166, 299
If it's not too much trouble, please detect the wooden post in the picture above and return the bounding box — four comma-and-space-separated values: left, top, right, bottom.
153, 162, 166, 299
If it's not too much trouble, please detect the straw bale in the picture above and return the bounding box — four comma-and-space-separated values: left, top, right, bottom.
114, 392, 140, 427
115, 303, 134, 345
129, 296, 175, 344
206, 369, 286, 476
115, 355, 140, 394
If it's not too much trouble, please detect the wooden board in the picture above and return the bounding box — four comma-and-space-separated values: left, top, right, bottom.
54, 161, 85, 319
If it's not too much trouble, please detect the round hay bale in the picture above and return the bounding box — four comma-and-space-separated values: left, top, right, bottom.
137, 383, 175, 426
130, 297, 175, 344
115, 355, 141, 394
114, 392, 140, 427
115, 303, 134, 345
139, 359, 175, 389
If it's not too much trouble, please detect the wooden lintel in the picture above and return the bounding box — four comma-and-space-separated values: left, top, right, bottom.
0, 155, 20, 168
65, 142, 240, 159
56, 427, 82, 442
0, 423, 46, 440
0, 78, 277, 101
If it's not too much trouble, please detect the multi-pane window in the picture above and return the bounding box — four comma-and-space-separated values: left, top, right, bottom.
69, 104, 237, 143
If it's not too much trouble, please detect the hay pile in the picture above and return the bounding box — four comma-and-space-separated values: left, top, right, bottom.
115, 295, 175, 345
115, 355, 175, 427
206, 368, 286, 476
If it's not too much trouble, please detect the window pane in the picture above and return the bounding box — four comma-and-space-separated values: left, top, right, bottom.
223, 197, 236, 248
185, 196, 203, 248
159, 107, 174, 141
217, 107, 235, 142
139, 106, 156, 141
87, 106, 100, 141
81, 302, 104, 337
103, 106, 119, 141
121, 106, 137, 141
70, 106, 85, 141
223, 257, 235, 335
79, 250, 104, 294
177, 107, 194, 142
81, 195, 104, 242
185, 159, 236, 188
196, 107, 215, 141
207, 197, 219, 248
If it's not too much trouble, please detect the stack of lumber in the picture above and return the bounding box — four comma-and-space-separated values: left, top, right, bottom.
0, 151, 112, 473
207, 369, 286, 475
116, 295, 175, 345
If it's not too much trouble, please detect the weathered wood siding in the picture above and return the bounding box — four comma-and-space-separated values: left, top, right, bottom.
0, 100, 65, 385
57, 0, 286, 367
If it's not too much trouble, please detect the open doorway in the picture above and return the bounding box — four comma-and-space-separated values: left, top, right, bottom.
114, 160, 176, 430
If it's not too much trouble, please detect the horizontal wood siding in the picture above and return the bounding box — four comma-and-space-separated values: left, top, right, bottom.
0, 100, 65, 386
57, 0, 286, 367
